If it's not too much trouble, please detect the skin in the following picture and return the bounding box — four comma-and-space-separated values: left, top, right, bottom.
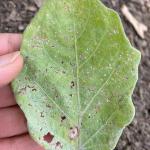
0, 34, 44, 150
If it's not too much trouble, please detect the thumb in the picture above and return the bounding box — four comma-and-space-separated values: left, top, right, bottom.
0, 51, 23, 87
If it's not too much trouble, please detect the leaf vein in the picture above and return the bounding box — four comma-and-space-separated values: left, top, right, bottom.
31, 80, 75, 124
81, 111, 117, 147
79, 31, 108, 69
81, 68, 115, 116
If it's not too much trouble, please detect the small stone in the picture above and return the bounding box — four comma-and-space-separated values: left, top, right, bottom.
27, 5, 37, 11
18, 24, 25, 31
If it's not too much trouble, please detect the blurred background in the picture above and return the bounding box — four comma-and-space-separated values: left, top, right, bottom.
0, 0, 149, 150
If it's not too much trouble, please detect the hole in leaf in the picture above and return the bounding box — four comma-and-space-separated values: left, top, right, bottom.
43, 132, 54, 143
61, 116, 66, 122
69, 127, 79, 140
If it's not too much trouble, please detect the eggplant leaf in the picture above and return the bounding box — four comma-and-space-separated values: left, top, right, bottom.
12, 0, 140, 150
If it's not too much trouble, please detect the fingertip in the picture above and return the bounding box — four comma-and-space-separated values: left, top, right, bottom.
0, 135, 44, 150
0, 34, 22, 55
0, 53, 24, 87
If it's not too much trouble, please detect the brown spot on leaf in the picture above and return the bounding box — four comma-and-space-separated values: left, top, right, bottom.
27, 85, 34, 88
20, 87, 27, 91
62, 70, 66, 74
25, 77, 29, 80
46, 104, 52, 108
43, 132, 54, 143
32, 88, 37, 91
40, 112, 44, 117
70, 81, 75, 88
24, 56, 29, 62
55, 141, 63, 149
28, 104, 32, 107
95, 105, 101, 113
18, 87, 27, 94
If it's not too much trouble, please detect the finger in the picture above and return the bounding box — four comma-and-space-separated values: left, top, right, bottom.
0, 85, 16, 108
0, 51, 23, 87
0, 106, 27, 138
0, 34, 22, 56
0, 134, 44, 150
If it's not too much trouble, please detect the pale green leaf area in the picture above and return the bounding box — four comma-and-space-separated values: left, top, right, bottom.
12, 0, 140, 150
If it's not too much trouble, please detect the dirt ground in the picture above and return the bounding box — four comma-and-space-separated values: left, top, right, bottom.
0, 0, 149, 150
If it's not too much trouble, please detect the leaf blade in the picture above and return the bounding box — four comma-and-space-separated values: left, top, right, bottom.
12, 0, 141, 150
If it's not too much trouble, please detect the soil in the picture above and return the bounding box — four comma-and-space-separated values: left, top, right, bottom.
0, 0, 150, 150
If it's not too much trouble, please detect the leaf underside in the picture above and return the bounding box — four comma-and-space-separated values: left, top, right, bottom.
12, 0, 140, 150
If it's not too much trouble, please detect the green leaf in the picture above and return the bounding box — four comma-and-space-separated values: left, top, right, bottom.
12, 0, 140, 150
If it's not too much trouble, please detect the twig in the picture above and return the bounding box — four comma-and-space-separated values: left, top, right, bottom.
121, 5, 148, 39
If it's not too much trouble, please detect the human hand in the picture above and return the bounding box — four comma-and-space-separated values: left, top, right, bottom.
0, 34, 44, 150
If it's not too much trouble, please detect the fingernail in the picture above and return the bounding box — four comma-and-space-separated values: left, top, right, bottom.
0, 51, 20, 67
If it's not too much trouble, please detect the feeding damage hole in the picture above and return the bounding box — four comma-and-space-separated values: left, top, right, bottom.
69, 127, 79, 140
69, 94, 72, 97
61, 115, 66, 122
70, 81, 75, 88
43, 132, 54, 143
40, 112, 44, 117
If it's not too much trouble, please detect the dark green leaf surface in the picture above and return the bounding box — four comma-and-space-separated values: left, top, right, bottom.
12, 0, 140, 150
